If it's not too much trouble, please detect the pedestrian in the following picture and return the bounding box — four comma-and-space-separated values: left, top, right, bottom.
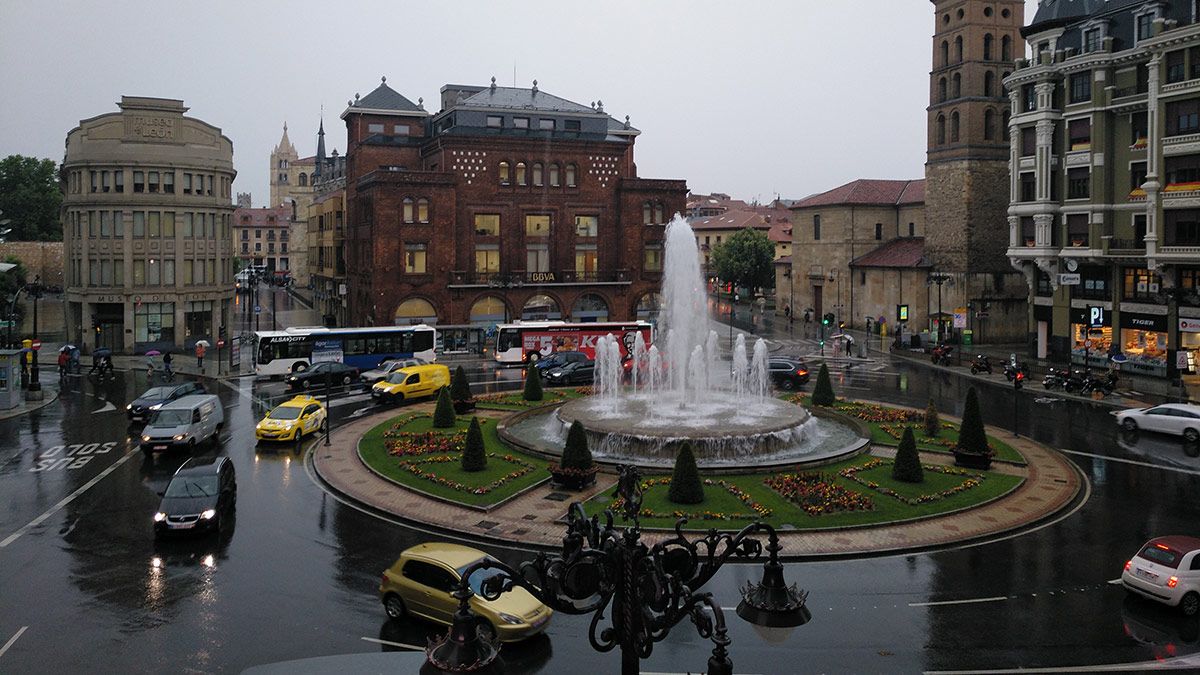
57, 350, 68, 379
162, 351, 174, 381
195, 342, 206, 371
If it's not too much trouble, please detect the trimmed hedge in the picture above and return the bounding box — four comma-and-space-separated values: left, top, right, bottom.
957, 387, 989, 455
433, 387, 456, 428
811, 363, 835, 407
461, 417, 487, 472
892, 427, 924, 483
451, 365, 472, 402
668, 442, 704, 504
561, 420, 594, 471
523, 365, 544, 402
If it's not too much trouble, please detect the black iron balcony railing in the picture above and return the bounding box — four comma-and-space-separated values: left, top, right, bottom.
450, 270, 631, 285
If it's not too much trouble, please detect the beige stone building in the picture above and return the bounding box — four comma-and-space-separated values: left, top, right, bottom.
233, 205, 293, 274
61, 96, 236, 353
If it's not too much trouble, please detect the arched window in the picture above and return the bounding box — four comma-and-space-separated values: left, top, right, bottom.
395, 298, 438, 325
566, 163, 577, 187
635, 292, 663, 321
532, 162, 543, 186
939, 77, 947, 102
643, 201, 653, 225
468, 296, 507, 325
417, 198, 429, 223
499, 161, 510, 184
298, 173, 308, 187
516, 162, 527, 185
953, 72, 962, 98
1002, 110, 1011, 141
984, 109, 996, 140
1001, 35, 1012, 62
654, 202, 664, 224
985, 71, 995, 97
984, 34, 994, 61
522, 294, 562, 320
951, 110, 960, 142
549, 163, 560, 186
571, 293, 609, 322
402, 197, 414, 223
937, 114, 946, 145
941, 40, 949, 67
955, 36, 964, 62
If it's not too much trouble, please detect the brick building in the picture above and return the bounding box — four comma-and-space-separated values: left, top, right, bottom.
340, 77, 687, 326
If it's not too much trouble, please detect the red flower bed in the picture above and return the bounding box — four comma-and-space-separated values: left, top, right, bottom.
763, 472, 874, 516
839, 459, 984, 505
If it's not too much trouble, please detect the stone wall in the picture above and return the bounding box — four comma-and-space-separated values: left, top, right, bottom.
0, 241, 64, 287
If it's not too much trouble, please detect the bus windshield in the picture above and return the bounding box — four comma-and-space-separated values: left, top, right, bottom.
497, 328, 521, 353
259, 338, 311, 365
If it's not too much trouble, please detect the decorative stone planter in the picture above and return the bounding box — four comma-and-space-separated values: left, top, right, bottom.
953, 449, 993, 471
548, 465, 598, 491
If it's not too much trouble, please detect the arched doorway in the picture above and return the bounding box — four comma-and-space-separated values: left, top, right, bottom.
522, 294, 562, 320
571, 293, 609, 322
469, 296, 507, 326
635, 292, 662, 323
394, 298, 437, 325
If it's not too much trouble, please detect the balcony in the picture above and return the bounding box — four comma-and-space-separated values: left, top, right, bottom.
448, 270, 632, 287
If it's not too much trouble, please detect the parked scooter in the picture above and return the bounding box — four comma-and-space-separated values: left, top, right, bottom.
1081, 369, 1119, 396
970, 354, 993, 375
931, 344, 954, 366
1062, 368, 1089, 394
1042, 366, 1069, 390
1003, 360, 1027, 382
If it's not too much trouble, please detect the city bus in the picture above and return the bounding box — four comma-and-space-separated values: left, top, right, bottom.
254, 325, 437, 377
493, 321, 653, 365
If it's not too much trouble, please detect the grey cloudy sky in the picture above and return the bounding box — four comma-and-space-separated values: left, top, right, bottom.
0, 1, 1040, 206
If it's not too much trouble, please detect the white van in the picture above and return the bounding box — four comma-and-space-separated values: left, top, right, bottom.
140, 394, 224, 454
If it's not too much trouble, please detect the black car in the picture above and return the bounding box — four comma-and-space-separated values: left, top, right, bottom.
545, 360, 595, 386
286, 361, 360, 391
768, 358, 810, 390
127, 381, 207, 422
534, 351, 590, 372
153, 456, 236, 536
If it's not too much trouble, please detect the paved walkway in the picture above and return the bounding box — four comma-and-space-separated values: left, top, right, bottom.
312, 401, 1083, 559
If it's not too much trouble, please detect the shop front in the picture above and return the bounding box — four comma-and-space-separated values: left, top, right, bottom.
1069, 306, 1112, 369
1178, 316, 1200, 375
1118, 312, 1169, 378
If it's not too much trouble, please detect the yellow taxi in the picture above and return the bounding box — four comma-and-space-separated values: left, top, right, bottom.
380, 542, 552, 642
371, 363, 451, 404
255, 395, 327, 443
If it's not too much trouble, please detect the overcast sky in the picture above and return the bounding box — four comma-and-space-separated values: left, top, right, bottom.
0, 1, 1040, 207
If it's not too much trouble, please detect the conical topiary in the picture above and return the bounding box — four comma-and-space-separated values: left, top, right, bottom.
523, 364, 543, 402
923, 398, 940, 438
451, 365, 472, 402
560, 420, 594, 472
892, 427, 924, 483
811, 363, 835, 407
433, 387, 456, 428
461, 417, 487, 472
668, 442, 704, 505
957, 387, 989, 455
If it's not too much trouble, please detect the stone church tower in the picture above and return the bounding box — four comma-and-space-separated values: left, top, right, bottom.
269, 123, 299, 209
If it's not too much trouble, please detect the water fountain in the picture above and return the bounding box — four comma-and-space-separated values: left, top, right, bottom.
503, 215, 865, 469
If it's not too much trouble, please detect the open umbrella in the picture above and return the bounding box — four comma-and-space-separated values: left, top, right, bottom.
60, 344, 77, 354
144, 349, 162, 356
195, 339, 211, 348
94, 348, 112, 358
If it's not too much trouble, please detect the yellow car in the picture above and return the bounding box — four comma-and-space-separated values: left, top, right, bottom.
255, 395, 327, 442
371, 363, 451, 404
379, 542, 552, 642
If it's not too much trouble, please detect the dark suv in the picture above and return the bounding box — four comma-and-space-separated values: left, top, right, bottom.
286, 361, 360, 391
768, 357, 810, 390
153, 456, 236, 536
127, 382, 207, 423
533, 351, 590, 372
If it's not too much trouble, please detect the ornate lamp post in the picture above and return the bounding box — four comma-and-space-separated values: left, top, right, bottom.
423, 465, 811, 675
927, 271, 954, 341
488, 272, 523, 323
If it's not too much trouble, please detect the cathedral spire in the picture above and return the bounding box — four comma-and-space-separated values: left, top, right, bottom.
315, 113, 327, 180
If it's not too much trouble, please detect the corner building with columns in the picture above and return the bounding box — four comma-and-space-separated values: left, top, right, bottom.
1006, 1, 1200, 385
341, 77, 687, 327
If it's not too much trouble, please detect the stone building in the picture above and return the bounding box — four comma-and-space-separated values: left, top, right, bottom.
1006, 0, 1200, 386
61, 96, 236, 353
233, 205, 293, 274
269, 123, 315, 216
341, 77, 687, 326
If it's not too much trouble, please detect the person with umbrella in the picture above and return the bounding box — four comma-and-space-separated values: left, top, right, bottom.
161, 350, 173, 381
57, 346, 70, 379
195, 339, 209, 371
90, 347, 114, 378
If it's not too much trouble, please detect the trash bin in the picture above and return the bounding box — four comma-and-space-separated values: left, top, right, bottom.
962, 330, 973, 347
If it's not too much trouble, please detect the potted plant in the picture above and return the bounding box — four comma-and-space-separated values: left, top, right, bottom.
450, 366, 475, 414
952, 387, 993, 470
549, 420, 598, 490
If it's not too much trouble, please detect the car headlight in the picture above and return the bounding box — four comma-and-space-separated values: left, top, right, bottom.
200, 509, 216, 520
141, 435, 151, 442
153, 512, 166, 522
149, 403, 163, 411
172, 434, 187, 441
126, 404, 133, 411
498, 612, 524, 625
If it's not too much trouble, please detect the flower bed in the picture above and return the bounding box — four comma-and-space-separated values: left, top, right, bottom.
763, 472, 875, 516
474, 390, 579, 410
398, 453, 536, 496
604, 477, 773, 521
839, 459, 985, 506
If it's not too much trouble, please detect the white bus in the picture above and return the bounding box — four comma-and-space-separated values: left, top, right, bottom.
493, 321, 653, 365
254, 325, 437, 377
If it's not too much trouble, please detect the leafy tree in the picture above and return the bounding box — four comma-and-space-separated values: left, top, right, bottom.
523, 364, 543, 401
710, 227, 775, 293
560, 420, 594, 472
811, 363, 835, 407
668, 442, 704, 504
0, 155, 62, 241
957, 387, 989, 455
433, 387, 456, 428
451, 365, 472, 402
892, 427, 924, 483
461, 417, 486, 471
923, 398, 940, 438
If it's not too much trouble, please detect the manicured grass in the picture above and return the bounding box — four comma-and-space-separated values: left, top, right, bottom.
474, 388, 588, 411
359, 413, 550, 507
583, 455, 1023, 530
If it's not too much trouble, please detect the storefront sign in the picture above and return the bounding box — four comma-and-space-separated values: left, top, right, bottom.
1089, 306, 1105, 328
953, 307, 967, 329
1071, 306, 1111, 326
1119, 313, 1167, 332
1058, 273, 1081, 285
1179, 317, 1200, 333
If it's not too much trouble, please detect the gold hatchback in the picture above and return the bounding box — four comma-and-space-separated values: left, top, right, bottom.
379, 542, 552, 642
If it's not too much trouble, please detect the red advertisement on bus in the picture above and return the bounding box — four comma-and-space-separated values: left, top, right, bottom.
493, 322, 653, 364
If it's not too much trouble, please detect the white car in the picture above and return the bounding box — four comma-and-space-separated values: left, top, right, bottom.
1113, 403, 1200, 442
1121, 536, 1200, 616
359, 357, 429, 386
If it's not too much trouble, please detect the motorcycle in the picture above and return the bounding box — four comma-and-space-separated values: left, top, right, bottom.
1081, 369, 1119, 396
1042, 366, 1069, 390
970, 354, 993, 375
1003, 361, 1027, 382
1062, 368, 1088, 394
931, 344, 954, 366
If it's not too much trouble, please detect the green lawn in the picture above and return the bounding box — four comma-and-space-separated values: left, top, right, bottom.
474, 388, 587, 411
359, 413, 550, 508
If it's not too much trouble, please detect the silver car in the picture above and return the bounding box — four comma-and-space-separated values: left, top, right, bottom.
359, 357, 429, 386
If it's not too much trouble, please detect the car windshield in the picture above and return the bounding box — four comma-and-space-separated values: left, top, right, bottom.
461, 558, 507, 595
386, 372, 407, 383
140, 387, 170, 400
164, 475, 219, 498
1139, 544, 1184, 568
268, 406, 303, 420
148, 409, 191, 426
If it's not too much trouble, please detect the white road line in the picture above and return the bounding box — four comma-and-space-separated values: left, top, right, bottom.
908, 595, 1008, 607
0, 450, 137, 549
925, 653, 1200, 673
91, 401, 116, 414
0, 626, 28, 659
1058, 448, 1200, 476
359, 636, 422, 651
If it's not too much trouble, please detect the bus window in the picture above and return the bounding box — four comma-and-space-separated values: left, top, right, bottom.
398, 332, 413, 354
413, 330, 434, 352
346, 338, 365, 356
497, 328, 520, 352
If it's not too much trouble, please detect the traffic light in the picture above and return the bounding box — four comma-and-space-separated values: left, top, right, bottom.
91, 315, 100, 334
1014, 370, 1024, 390
218, 325, 227, 340
822, 313, 834, 326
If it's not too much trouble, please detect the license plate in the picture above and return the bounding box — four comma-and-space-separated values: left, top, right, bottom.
168, 521, 194, 530
1136, 567, 1158, 581
153, 445, 168, 451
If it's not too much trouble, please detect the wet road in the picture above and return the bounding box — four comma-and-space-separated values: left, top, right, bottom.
1, 302, 1199, 672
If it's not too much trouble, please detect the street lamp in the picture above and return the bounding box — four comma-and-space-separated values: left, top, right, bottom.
927, 271, 954, 342
826, 270, 842, 327
487, 272, 523, 323
423, 465, 811, 675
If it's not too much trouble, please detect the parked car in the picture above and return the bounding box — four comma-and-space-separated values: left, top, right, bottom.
371, 364, 451, 404
139, 395, 224, 454
533, 350, 589, 372
545, 359, 595, 386
286, 361, 360, 391
1113, 403, 1200, 442
127, 382, 207, 423
768, 357, 810, 390
379, 542, 552, 642
255, 395, 327, 443
359, 357, 430, 386
153, 456, 236, 537
1121, 535, 1200, 616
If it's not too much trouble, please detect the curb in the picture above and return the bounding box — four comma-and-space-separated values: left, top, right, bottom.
0, 387, 60, 421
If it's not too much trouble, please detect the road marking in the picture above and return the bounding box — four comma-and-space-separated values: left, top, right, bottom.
1059, 448, 1200, 476
908, 595, 1007, 607
1, 449, 136, 549
92, 401, 116, 414
0, 626, 28, 659
359, 636, 422, 651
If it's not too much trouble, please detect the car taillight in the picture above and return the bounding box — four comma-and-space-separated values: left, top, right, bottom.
381, 572, 389, 586
1015, 371, 1025, 381
796, 369, 807, 376
1168, 576, 1179, 588
1124, 560, 1131, 571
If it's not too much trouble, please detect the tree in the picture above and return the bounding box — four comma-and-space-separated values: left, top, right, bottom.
811, 363, 835, 407
523, 364, 543, 401
892, 427, 924, 483
0, 155, 63, 241
923, 398, 940, 438
668, 442, 704, 504
710, 227, 775, 294
433, 387, 456, 428
560, 420, 594, 472
957, 387, 989, 455
461, 417, 487, 472
451, 365, 472, 402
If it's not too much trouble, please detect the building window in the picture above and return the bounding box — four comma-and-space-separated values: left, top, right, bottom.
242, 242, 249, 253
532, 163, 543, 186
874, 223, 882, 240
952, 73, 961, 99
1068, 118, 1091, 150
908, 222, 915, 237
1137, 12, 1154, 41
474, 214, 500, 236
983, 33, 993, 61
114, 171, 123, 193
1131, 112, 1149, 146
1022, 85, 1036, 112
549, 163, 560, 186
1020, 172, 1036, 202
1001, 35, 1012, 61
133, 171, 144, 193
516, 162, 527, 185
643, 201, 653, 225
813, 215, 821, 240
1167, 211, 1200, 246
938, 78, 947, 102
1167, 98, 1200, 136
474, 245, 500, 274
984, 109, 996, 140
514, 117, 529, 129
1124, 267, 1160, 300
404, 243, 427, 274
403, 198, 414, 223
940, 40, 949, 67
575, 244, 597, 276
574, 215, 598, 237
1067, 168, 1090, 199
394, 124, 410, 136
1166, 155, 1200, 186
487, 115, 502, 128
654, 202, 664, 223
418, 198, 429, 223
134, 302, 175, 344
955, 35, 963, 62
163, 172, 174, 194
566, 163, 577, 187
498, 161, 510, 184
984, 71, 995, 97
526, 243, 549, 273
148, 171, 159, 193
368, 123, 385, 133
644, 243, 663, 272
539, 119, 555, 131
1131, 161, 1148, 192
1020, 127, 1036, 157
1069, 73, 1091, 104
1083, 28, 1102, 53
1168, 50, 1187, 84
525, 214, 551, 237
565, 119, 581, 132
937, 114, 946, 145
950, 111, 960, 142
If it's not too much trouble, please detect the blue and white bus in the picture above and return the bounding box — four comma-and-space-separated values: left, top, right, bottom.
253, 325, 437, 377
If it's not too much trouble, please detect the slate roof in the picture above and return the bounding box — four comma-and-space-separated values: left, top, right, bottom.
690, 210, 773, 232
461, 85, 596, 114
1028, 0, 1144, 30
849, 237, 931, 269
791, 179, 925, 209
353, 80, 425, 114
